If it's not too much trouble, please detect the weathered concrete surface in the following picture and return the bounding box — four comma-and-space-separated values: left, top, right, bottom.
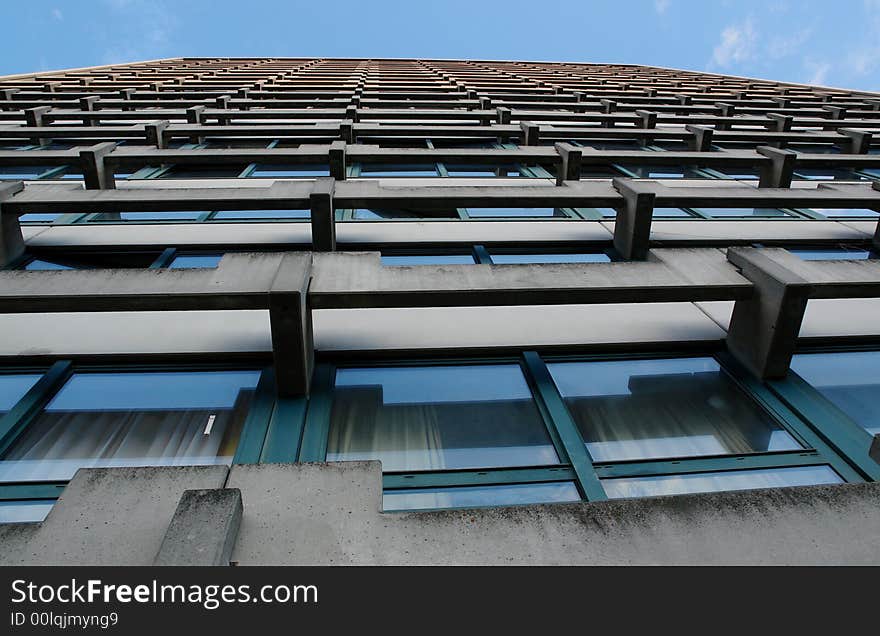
154, 488, 242, 566
228, 462, 880, 565
0, 465, 228, 565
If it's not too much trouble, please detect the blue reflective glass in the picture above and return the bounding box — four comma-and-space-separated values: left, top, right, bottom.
159, 166, 245, 179
444, 164, 524, 177
0, 374, 41, 414
327, 365, 559, 472
358, 164, 438, 177
24, 259, 76, 271
0, 167, 50, 180
489, 253, 611, 264
0, 370, 261, 482
0, 500, 54, 524
212, 209, 310, 220
466, 207, 564, 218
791, 351, 880, 435
602, 465, 842, 499
383, 482, 580, 511
167, 254, 223, 269
808, 208, 879, 218
652, 208, 694, 218
790, 248, 874, 261
353, 208, 457, 220
622, 165, 707, 179
693, 207, 790, 218
381, 254, 476, 265
249, 164, 329, 177
794, 168, 865, 180
93, 211, 206, 221
18, 213, 61, 223
548, 357, 800, 462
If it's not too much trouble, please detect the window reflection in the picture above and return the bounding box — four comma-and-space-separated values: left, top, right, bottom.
0, 370, 261, 482
602, 465, 842, 499
384, 482, 580, 511
548, 357, 800, 462
327, 365, 559, 472
0, 374, 41, 415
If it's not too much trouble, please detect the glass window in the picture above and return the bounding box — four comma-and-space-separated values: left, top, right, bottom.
712, 168, 763, 180
24, 259, 76, 271
167, 254, 223, 269
353, 208, 458, 220
621, 165, 708, 179
791, 351, 880, 435
789, 248, 875, 261
444, 164, 526, 177
19, 213, 61, 223
602, 465, 842, 499
693, 207, 790, 218
548, 357, 800, 463
91, 211, 206, 222
489, 252, 611, 264
158, 166, 246, 179
466, 207, 566, 218
807, 208, 879, 218
327, 365, 559, 472
384, 482, 580, 512
0, 374, 41, 415
0, 167, 51, 180
211, 209, 310, 220
381, 254, 477, 265
0, 500, 54, 524
249, 164, 329, 178
793, 168, 865, 181
357, 164, 438, 177
0, 370, 261, 482
581, 165, 625, 178
652, 208, 695, 218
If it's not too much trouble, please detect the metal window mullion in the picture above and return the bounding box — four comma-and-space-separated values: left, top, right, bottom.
260, 396, 308, 463
593, 451, 828, 480
472, 244, 492, 264
0, 360, 73, 458
239, 163, 257, 178
231, 366, 277, 465
39, 165, 68, 179
383, 466, 577, 490
149, 247, 177, 269
521, 351, 606, 501
0, 482, 67, 501
297, 364, 335, 462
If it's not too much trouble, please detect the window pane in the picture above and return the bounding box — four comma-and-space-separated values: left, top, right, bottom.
381, 254, 476, 265
0, 374, 41, 415
807, 208, 879, 218
358, 164, 438, 177
249, 164, 329, 177
444, 164, 525, 177
602, 465, 842, 499
652, 208, 695, 218
489, 252, 611, 264
19, 213, 61, 223
158, 166, 245, 179
0, 500, 54, 523
693, 207, 790, 218
353, 208, 457, 220
0, 167, 50, 180
24, 259, 76, 271
466, 207, 565, 218
327, 365, 559, 471
212, 209, 309, 220
791, 351, 880, 435
789, 248, 874, 261
0, 370, 261, 482
548, 357, 800, 462
167, 254, 223, 269
92, 211, 206, 222
383, 482, 580, 511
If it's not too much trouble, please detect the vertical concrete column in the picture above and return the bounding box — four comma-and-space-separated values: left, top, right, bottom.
715, 102, 735, 131
496, 107, 511, 125
766, 113, 793, 132
79, 96, 100, 126
757, 146, 796, 188
145, 120, 170, 149
519, 121, 539, 146
554, 143, 582, 185
153, 488, 243, 566
340, 120, 354, 144
329, 140, 346, 180
24, 106, 51, 146
685, 124, 714, 151
838, 128, 872, 154
771, 96, 792, 109
635, 109, 657, 129
865, 100, 880, 112
611, 178, 656, 261
1, 88, 19, 111
600, 99, 616, 128
185, 105, 205, 144
0, 181, 25, 268
80, 142, 118, 190
118, 87, 135, 111
345, 105, 359, 123
726, 247, 812, 379
269, 253, 315, 397
675, 94, 692, 114
310, 177, 336, 251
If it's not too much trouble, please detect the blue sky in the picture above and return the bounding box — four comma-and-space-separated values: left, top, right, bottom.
3, 0, 878, 92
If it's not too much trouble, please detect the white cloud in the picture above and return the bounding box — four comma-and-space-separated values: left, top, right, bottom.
805, 61, 831, 86
711, 18, 758, 68
767, 28, 812, 59
654, 0, 671, 14
51, 8, 63, 21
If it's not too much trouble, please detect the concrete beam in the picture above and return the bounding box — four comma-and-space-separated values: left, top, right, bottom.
726, 247, 813, 379
519, 121, 539, 146
766, 113, 793, 133
144, 120, 169, 148
0, 181, 25, 268
309, 177, 335, 251
757, 146, 796, 188
838, 128, 872, 154
80, 142, 117, 190
153, 488, 242, 566
496, 107, 511, 125
612, 178, 656, 261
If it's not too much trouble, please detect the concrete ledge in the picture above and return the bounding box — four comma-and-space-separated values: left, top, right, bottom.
154, 488, 243, 566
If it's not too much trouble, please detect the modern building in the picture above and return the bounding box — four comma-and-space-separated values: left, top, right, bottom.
0, 57, 879, 565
